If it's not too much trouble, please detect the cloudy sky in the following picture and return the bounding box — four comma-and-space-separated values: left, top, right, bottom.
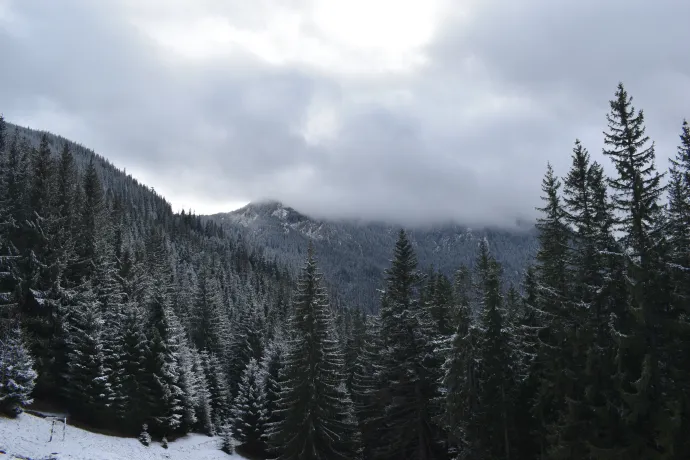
1, 0, 689, 226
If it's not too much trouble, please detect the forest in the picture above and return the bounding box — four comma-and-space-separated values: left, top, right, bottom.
1, 82, 689, 459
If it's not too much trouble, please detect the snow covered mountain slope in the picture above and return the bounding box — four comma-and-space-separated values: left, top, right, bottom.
208, 200, 538, 312
0, 413, 244, 460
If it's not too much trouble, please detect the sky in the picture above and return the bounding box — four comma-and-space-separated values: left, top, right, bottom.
1, 0, 689, 226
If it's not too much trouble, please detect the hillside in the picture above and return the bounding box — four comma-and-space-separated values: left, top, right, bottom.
0, 120, 293, 450
0, 412, 245, 459
208, 200, 538, 312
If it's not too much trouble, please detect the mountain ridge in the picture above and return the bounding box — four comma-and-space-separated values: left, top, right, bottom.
206, 200, 538, 312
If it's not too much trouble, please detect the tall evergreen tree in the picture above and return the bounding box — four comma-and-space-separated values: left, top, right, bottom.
0, 323, 37, 416
190, 348, 214, 435
376, 230, 445, 460
63, 286, 112, 425
603, 83, 677, 458
268, 244, 361, 460
443, 264, 481, 459
202, 350, 232, 431
475, 240, 515, 460
531, 163, 573, 456
228, 298, 264, 396
666, 120, 690, 459
145, 283, 185, 436
191, 265, 229, 359
351, 314, 385, 460
262, 333, 286, 433
231, 358, 268, 457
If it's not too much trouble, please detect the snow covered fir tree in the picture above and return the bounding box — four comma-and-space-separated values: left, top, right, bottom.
2, 82, 690, 459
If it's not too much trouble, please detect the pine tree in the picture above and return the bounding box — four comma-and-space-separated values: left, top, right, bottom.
75, 160, 105, 282
351, 314, 385, 460
602, 83, 677, 458
202, 350, 232, 430
228, 298, 265, 397
551, 140, 627, 457
145, 284, 185, 436
343, 307, 366, 393
511, 265, 542, 459
114, 304, 150, 431
268, 244, 361, 460
176, 343, 199, 433
63, 286, 112, 424
191, 265, 230, 359
22, 134, 63, 397
191, 348, 214, 435
231, 358, 268, 456
666, 120, 690, 459
376, 230, 445, 460
0, 323, 37, 416
443, 264, 481, 459
531, 163, 572, 456
475, 239, 515, 459
262, 333, 286, 433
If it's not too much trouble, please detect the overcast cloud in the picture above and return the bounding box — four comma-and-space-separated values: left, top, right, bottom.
1, 0, 689, 226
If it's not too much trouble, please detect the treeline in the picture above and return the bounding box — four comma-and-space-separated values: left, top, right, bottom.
2, 81, 690, 460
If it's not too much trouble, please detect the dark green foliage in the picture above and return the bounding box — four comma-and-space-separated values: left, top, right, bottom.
203, 350, 232, 430
602, 84, 680, 459
351, 314, 385, 460
145, 288, 185, 436
268, 245, 361, 460
0, 323, 37, 416
262, 334, 286, 431
475, 240, 515, 459
227, 300, 265, 397
231, 358, 268, 456
376, 230, 446, 460
443, 265, 481, 458
63, 286, 112, 424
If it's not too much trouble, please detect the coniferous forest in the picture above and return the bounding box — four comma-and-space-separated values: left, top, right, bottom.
1, 83, 690, 459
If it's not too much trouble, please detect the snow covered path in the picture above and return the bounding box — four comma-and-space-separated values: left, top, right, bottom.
0, 412, 244, 460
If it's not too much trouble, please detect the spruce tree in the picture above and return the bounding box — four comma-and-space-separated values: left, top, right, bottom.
351, 314, 385, 460
531, 163, 573, 456
603, 83, 677, 458
268, 244, 361, 460
145, 284, 185, 436
191, 265, 230, 359
339, 307, 365, 393
228, 298, 264, 396
22, 134, 62, 396
376, 230, 445, 460
667, 120, 690, 459
443, 264, 481, 459
0, 323, 37, 416
475, 239, 515, 459
262, 333, 286, 433
191, 348, 214, 435
231, 358, 268, 457
63, 286, 112, 425
202, 350, 232, 430
115, 304, 150, 431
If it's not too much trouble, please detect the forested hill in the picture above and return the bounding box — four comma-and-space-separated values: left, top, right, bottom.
0, 119, 293, 438
207, 200, 538, 312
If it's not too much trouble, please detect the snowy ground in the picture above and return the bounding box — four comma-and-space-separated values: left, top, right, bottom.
0, 412, 245, 460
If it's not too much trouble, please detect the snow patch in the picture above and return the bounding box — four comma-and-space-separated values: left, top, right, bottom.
0, 412, 246, 460
271, 208, 288, 220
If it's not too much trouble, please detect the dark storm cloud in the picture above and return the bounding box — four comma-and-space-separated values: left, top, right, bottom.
1, 0, 689, 226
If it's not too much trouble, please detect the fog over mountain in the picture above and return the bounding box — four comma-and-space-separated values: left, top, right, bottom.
2, 0, 688, 225
208, 200, 538, 312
